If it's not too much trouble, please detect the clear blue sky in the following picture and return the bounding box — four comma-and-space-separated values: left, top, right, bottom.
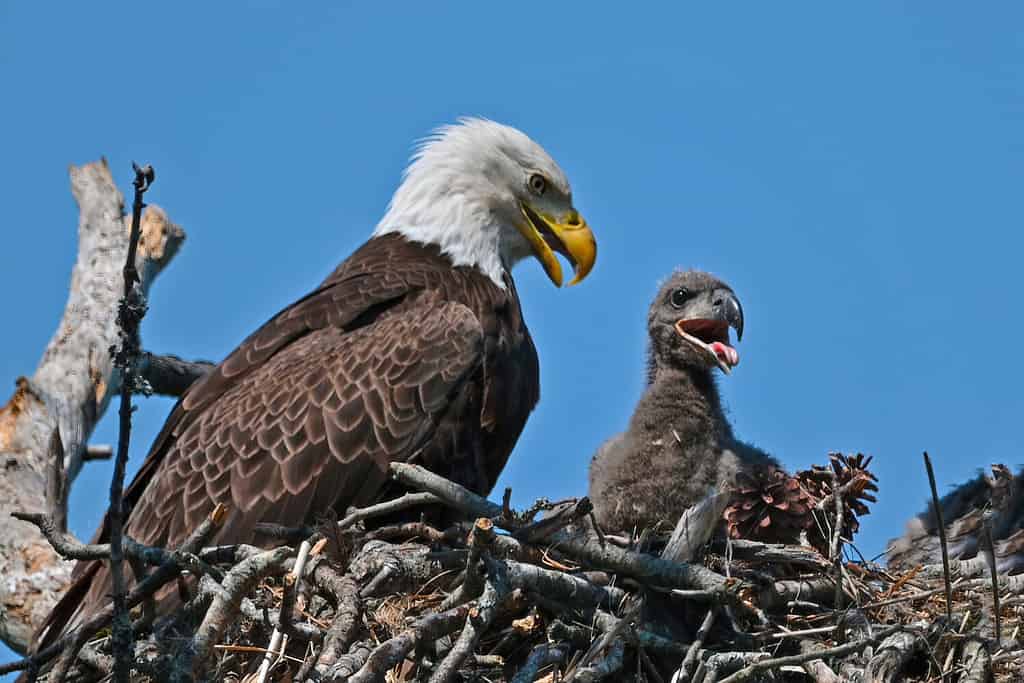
2, 2, 1022, 671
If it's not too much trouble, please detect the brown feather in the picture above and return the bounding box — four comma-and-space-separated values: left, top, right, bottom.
35, 234, 539, 648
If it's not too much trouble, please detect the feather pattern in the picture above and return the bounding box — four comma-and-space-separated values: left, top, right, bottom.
36, 233, 540, 647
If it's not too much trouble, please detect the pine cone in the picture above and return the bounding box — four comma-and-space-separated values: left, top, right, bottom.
724, 465, 812, 544
797, 453, 878, 547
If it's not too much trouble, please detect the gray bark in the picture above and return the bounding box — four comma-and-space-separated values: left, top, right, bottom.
0, 158, 185, 654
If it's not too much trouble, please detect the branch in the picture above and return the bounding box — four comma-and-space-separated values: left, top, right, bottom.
172, 546, 294, 681
923, 451, 953, 623
429, 564, 511, 683
137, 352, 214, 397
298, 563, 362, 680
0, 159, 185, 653
390, 463, 732, 595
107, 161, 155, 682
0, 504, 225, 679
716, 625, 905, 683
509, 644, 567, 683
347, 605, 474, 683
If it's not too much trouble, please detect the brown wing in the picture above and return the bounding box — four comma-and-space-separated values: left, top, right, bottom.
132, 297, 484, 549
37, 250, 490, 646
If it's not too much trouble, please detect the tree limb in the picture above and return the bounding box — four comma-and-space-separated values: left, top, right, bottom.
0, 159, 185, 654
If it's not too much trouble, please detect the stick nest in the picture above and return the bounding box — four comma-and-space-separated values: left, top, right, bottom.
15, 457, 1024, 683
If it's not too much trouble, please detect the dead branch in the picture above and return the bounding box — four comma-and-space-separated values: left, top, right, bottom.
429, 566, 512, 683
172, 546, 294, 681
107, 162, 156, 683
863, 627, 930, 683
348, 605, 474, 683
299, 562, 362, 680
390, 462, 733, 595
136, 352, 214, 397
959, 638, 992, 683
717, 625, 905, 683
924, 451, 954, 623
510, 643, 567, 683
573, 636, 625, 682
0, 504, 225, 679
0, 159, 185, 654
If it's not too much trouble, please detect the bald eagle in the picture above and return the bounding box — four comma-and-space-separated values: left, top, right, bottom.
37, 118, 596, 646
589, 270, 776, 533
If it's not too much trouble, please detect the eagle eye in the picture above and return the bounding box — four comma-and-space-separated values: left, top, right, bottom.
670, 288, 689, 309
528, 173, 547, 196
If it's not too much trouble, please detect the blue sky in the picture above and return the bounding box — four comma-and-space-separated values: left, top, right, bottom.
2, 2, 1022, 671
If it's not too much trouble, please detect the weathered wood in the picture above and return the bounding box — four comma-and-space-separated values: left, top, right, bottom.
0, 159, 185, 654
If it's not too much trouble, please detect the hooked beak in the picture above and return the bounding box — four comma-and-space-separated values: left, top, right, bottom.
517, 202, 597, 287
673, 289, 744, 374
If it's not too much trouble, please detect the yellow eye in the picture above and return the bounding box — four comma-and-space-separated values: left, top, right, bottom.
528, 173, 547, 195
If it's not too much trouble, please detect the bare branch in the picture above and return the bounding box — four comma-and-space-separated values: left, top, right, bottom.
923, 451, 954, 624
172, 546, 294, 680
0, 159, 185, 653
106, 161, 155, 682
137, 352, 214, 397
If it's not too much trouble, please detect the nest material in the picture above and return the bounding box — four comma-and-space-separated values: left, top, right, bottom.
15, 458, 1024, 683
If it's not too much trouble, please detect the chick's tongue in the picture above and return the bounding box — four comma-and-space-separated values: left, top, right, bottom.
709, 341, 739, 367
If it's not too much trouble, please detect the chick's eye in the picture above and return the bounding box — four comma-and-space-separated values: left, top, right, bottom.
528, 174, 547, 195
670, 288, 689, 308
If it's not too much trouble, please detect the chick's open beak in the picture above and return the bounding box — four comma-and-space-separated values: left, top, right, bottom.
518, 202, 597, 287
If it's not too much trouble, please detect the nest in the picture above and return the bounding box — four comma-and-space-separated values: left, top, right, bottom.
12, 458, 1024, 683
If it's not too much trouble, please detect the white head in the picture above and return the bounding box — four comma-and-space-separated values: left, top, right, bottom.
374, 118, 596, 288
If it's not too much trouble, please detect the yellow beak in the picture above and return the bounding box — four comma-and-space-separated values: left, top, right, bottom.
517, 202, 597, 287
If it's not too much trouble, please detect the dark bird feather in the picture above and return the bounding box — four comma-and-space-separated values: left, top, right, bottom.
588, 270, 779, 535
35, 233, 540, 648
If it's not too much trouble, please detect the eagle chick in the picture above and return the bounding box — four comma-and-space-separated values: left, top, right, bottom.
589, 270, 778, 534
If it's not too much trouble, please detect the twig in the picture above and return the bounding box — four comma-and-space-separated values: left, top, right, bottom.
711, 538, 830, 570
256, 539, 313, 683
677, 607, 717, 682
107, 162, 154, 682
573, 636, 625, 682
716, 625, 904, 683
830, 470, 844, 610
174, 546, 294, 680
390, 463, 732, 595
9, 511, 186, 567
429, 562, 512, 683
512, 497, 592, 543
40, 504, 226, 681
863, 626, 930, 683
441, 518, 496, 610
980, 511, 1002, 644
959, 637, 992, 683
254, 491, 444, 542
137, 352, 214, 397
923, 451, 953, 623
83, 444, 115, 461
662, 491, 729, 564
338, 491, 443, 530
592, 611, 688, 656
510, 644, 567, 683
43, 428, 67, 533
299, 564, 362, 680
348, 605, 474, 683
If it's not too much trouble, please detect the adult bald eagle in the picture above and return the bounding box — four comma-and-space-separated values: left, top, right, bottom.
37, 118, 596, 647
589, 270, 776, 533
